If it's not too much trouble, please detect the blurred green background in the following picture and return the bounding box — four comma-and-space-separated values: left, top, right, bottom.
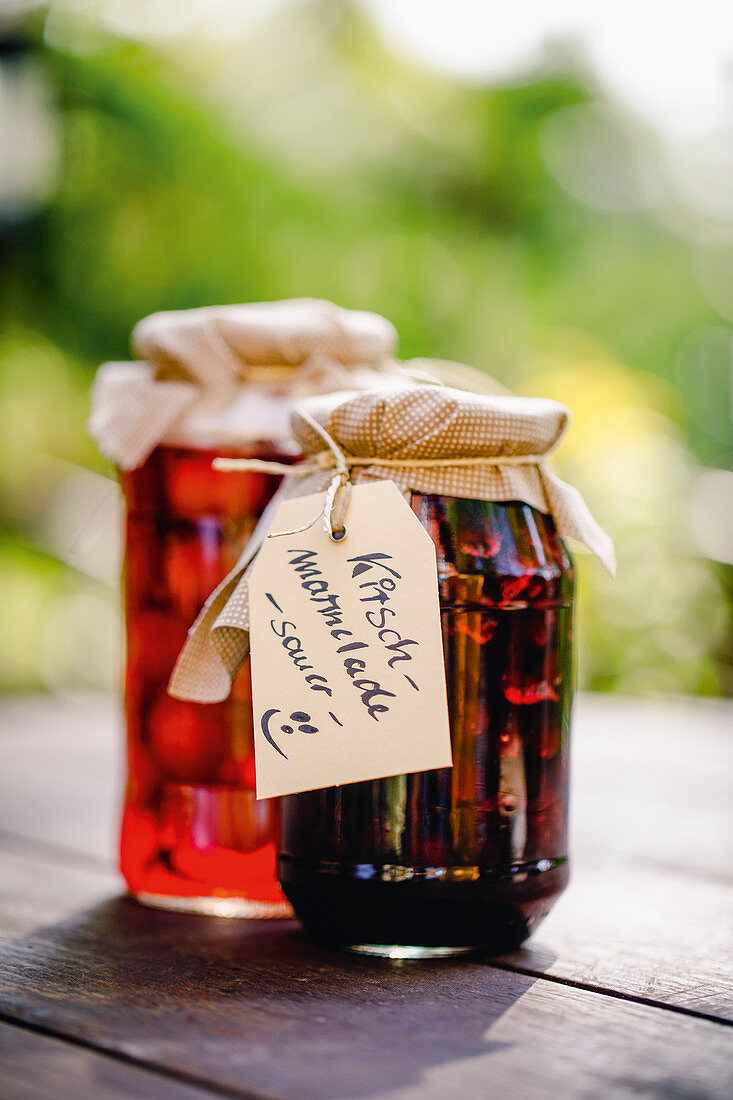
1, 1, 731, 697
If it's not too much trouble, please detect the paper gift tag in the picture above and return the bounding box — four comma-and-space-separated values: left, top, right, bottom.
247, 479, 452, 798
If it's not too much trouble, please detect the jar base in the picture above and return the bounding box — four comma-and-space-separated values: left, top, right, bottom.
280, 856, 568, 953
132, 892, 294, 919
346, 944, 476, 959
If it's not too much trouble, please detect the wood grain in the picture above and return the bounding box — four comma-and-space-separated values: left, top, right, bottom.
1, 693, 732, 1098
570, 694, 733, 878
0, 694, 118, 867
498, 856, 733, 1018
0, 878, 731, 1100
0, 847, 118, 946
0, 1022, 231, 1100
2, 694, 731, 1017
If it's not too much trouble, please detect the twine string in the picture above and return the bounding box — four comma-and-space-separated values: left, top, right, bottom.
211, 451, 548, 477
212, 411, 548, 541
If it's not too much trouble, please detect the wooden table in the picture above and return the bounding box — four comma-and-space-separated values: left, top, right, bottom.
0, 693, 731, 1099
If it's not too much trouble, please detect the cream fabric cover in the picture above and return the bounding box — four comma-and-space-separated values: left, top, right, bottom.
170, 386, 614, 703
88, 299, 399, 469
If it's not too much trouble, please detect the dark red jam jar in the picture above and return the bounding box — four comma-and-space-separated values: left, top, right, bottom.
278, 492, 574, 954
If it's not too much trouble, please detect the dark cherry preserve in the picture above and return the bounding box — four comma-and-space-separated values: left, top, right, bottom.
120, 442, 294, 914
278, 493, 575, 953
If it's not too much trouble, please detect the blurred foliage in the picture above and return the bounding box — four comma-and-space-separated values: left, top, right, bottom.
0, 1, 731, 693
522, 336, 727, 695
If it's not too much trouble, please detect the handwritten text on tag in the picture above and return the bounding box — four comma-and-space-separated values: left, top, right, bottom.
247, 480, 452, 798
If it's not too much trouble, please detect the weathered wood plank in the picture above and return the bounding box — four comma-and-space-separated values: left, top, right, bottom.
498, 857, 733, 1018
571, 694, 733, 878
0, 694, 118, 867
0, 886, 731, 1100
0, 847, 118, 946
3, 829, 731, 1026
0, 1022, 234, 1100
1, 693, 733, 1022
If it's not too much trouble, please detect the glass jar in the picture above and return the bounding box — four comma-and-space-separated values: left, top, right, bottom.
278, 492, 574, 953
90, 299, 403, 915
120, 439, 296, 915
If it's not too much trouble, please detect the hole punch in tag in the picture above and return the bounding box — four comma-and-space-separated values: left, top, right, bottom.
247, 480, 452, 799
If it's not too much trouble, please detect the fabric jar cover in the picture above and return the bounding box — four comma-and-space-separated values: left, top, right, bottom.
88, 298, 400, 470
169, 385, 614, 703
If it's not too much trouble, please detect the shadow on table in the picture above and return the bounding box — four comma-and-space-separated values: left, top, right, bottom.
0, 894, 550, 1098
494, 940, 560, 975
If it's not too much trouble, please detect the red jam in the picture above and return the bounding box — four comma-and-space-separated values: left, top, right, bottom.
119, 443, 293, 913
278, 494, 575, 952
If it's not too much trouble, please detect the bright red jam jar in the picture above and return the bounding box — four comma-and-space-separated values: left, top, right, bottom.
90, 300, 400, 914
120, 439, 294, 914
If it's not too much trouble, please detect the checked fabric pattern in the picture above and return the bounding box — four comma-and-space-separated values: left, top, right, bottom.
169, 385, 614, 703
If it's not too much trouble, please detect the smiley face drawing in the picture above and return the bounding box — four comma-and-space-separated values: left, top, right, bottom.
260, 709, 319, 759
